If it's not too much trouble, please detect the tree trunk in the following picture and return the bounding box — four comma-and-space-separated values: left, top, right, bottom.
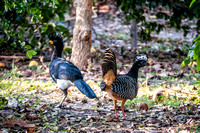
130, 19, 138, 51
71, 0, 93, 70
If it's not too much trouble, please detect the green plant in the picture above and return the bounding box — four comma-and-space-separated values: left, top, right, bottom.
0, 96, 8, 108
116, 0, 200, 42
0, 0, 72, 58
181, 0, 200, 85
182, 36, 200, 85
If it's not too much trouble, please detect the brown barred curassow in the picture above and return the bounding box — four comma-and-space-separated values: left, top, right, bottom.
48, 33, 98, 108
100, 48, 149, 119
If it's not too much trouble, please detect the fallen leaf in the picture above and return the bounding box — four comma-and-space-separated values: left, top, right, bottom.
0, 62, 5, 67
22, 70, 32, 77
178, 104, 191, 110
26, 113, 41, 120
152, 64, 162, 72
86, 116, 100, 122
185, 119, 195, 127
60, 118, 67, 123
105, 114, 113, 121
27, 127, 35, 133
192, 86, 197, 90
147, 118, 162, 124
40, 104, 48, 110
81, 98, 88, 103
29, 60, 39, 67
4, 119, 35, 128
137, 102, 148, 111
99, 5, 110, 13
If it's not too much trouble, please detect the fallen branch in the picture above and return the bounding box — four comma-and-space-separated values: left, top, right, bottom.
0, 55, 51, 61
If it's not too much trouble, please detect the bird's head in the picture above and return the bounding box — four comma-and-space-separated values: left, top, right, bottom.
134, 54, 149, 67
48, 33, 63, 47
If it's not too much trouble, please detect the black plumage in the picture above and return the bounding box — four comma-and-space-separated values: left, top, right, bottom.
48, 33, 98, 108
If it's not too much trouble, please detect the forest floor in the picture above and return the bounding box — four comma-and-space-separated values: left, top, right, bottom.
1, 3, 200, 133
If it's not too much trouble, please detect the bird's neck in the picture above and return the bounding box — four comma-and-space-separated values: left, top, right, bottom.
127, 63, 139, 80
51, 44, 63, 61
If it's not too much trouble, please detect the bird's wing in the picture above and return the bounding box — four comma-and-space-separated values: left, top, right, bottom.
111, 75, 138, 100
49, 58, 83, 82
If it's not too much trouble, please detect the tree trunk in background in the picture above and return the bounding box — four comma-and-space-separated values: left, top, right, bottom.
131, 19, 138, 51
71, 0, 93, 70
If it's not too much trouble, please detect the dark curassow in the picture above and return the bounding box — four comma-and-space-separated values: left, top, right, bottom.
100, 48, 149, 119
48, 33, 98, 108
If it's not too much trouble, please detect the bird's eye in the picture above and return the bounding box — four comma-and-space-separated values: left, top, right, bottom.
49, 40, 54, 45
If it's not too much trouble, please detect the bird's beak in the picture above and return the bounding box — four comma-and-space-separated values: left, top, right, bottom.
49, 40, 54, 45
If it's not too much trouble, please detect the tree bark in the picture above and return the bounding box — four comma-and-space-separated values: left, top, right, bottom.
130, 19, 138, 51
71, 0, 93, 70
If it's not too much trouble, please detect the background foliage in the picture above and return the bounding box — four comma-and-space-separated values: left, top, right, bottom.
0, 0, 72, 58
116, 0, 200, 42
181, 0, 200, 84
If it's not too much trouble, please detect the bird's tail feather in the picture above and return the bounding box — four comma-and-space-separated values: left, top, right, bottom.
101, 48, 117, 87
73, 79, 98, 99
102, 48, 117, 77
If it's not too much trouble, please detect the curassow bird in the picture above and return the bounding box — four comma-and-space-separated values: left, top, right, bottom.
48, 33, 98, 108
100, 48, 149, 119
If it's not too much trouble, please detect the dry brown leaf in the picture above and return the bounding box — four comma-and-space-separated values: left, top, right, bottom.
137, 102, 148, 111
86, 116, 100, 122
0, 62, 6, 67
106, 114, 113, 121
148, 118, 162, 124
27, 127, 35, 133
22, 70, 32, 77
193, 86, 197, 90
26, 113, 41, 120
81, 98, 88, 103
4, 119, 35, 128
99, 5, 110, 13
60, 118, 67, 123
40, 104, 48, 110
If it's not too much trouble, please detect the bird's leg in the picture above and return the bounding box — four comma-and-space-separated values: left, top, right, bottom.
56, 89, 68, 108
113, 100, 118, 119
121, 99, 127, 119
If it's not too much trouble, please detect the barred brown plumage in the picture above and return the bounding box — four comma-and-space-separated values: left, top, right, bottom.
100, 48, 149, 119
102, 48, 117, 77
101, 49, 117, 89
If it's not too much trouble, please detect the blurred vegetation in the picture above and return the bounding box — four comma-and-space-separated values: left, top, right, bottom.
181, 1, 200, 84
1, 0, 200, 59
0, 0, 72, 58
183, 36, 200, 71
117, 0, 200, 42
